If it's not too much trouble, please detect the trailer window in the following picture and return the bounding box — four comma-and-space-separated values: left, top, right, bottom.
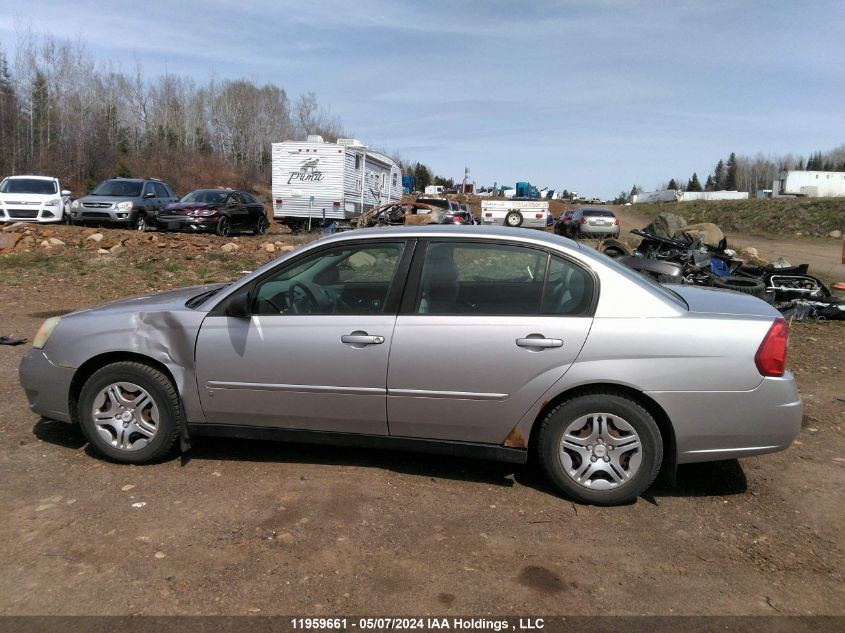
355, 154, 361, 169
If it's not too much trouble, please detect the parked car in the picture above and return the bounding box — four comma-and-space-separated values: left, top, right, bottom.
155, 189, 268, 236
459, 203, 478, 225
0, 175, 71, 223
69, 178, 178, 231
554, 209, 575, 235
415, 197, 473, 224
567, 207, 620, 239
20, 226, 801, 505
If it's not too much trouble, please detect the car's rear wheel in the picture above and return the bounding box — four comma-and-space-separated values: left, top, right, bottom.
537, 393, 662, 505
216, 216, 231, 237
505, 211, 523, 227
254, 215, 269, 235
78, 361, 182, 464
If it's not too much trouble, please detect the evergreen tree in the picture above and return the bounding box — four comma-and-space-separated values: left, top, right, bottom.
667, 178, 678, 190
562, 189, 570, 200
796, 157, 805, 170
629, 184, 640, 198
412, 163, 431, 192
713, 160, 725, 190
704, 174, 714, 191
687, 172, 702, 192
725, 152, 738, 190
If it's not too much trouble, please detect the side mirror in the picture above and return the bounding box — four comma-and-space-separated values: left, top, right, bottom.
61, 189, 71, 197
224, 287, 252, 318
144, 191, 156, 199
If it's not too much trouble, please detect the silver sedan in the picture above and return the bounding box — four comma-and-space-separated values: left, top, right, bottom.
19, 226, 801, 505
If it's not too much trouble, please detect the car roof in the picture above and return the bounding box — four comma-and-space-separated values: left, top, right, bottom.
5, 175, 56, 181
189, 189, 237, 193
319, 225, 584, 250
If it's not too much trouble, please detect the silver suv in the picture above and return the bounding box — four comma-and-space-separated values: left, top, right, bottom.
70, 178, 178, 231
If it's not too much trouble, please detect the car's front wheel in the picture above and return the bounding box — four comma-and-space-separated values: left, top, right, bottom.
254, 215, 269, 235
537, 392, 662, 505
133, 213, 148, 232
77, 361, 182, 464
216, 216, 231, 237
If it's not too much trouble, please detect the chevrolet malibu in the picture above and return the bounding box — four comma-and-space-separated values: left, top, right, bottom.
19, 226, 801, 505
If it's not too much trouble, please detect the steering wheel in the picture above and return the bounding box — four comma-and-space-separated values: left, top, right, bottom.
288, 281, 319, 314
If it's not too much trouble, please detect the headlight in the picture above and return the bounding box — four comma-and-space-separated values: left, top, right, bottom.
116, 201, 133, 211
192, 208, 218, 217
71, 199, 79, 209
33, 316, 61, 349
44, 199, 60, 207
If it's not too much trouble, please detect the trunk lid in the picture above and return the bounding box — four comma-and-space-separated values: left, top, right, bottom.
672, 285, 780, 318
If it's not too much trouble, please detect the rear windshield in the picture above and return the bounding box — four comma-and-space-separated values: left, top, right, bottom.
416, 198, 450, 209
0, 178, 57, 195
582, 209, 614, 217
182, 190, 227, 204
92, 180, 143, 197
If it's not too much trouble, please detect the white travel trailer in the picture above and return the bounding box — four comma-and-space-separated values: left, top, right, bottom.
424, 185, 445, 195
271, 136, 402, 230
773, 171, 845, 197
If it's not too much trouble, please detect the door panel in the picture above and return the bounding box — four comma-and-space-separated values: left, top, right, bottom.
196, 315, 395, 434
386, 315, 592, 443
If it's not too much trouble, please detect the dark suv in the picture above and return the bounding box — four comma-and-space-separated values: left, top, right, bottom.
70, 178, 178, 231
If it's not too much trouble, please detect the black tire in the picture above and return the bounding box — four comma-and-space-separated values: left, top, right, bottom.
77, 361, 182, 464
254, 214, 269, 235
712, 275, 766, 298
216, 215, 231, 237
133, 212, 148, 232
504, 211, 523, 227
536, 392, 662, 505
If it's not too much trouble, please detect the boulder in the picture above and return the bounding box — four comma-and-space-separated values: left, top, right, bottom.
280, 245, 296, 253
830, 229, 842, 239
263, 243, 276, 253
48, 237, 66, 246
221, 242, 239, 253
97, 248, 110, 255
86, 233, 105, 242
647, 212, 687, 239
110, 244, 127, 255
682, 223, 724, 248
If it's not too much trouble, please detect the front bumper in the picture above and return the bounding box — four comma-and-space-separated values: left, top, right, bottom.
156, 215, 218, 232
0, 206, 64, 223
648, 373, 803, 464
19, 349, 76, 422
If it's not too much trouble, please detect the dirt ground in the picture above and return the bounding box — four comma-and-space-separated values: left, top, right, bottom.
0, 221, 843, 617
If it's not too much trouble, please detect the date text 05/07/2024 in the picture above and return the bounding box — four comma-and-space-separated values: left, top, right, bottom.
290, 618, 545, 631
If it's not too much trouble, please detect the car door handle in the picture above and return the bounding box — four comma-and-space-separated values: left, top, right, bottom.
516, 335, 563, 349
341, 332, 385, 346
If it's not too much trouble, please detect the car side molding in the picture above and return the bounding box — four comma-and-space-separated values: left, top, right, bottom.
188, 424, 528, 464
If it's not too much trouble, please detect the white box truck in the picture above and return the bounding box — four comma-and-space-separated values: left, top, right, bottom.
271, 136, 402, 230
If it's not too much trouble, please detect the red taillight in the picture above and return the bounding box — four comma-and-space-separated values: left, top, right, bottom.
275, 198, 283, 205
452, 216, 463, 223
579, 217, 587, 224
614, 218, 620, 225
755, 318, 788, 377
484, 212, 492, 217
535, 213, 543, 219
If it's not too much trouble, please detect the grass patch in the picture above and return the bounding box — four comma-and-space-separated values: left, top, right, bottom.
633, 198, 845, 238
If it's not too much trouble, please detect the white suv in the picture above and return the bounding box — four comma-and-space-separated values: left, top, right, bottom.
0, 175, 71, 223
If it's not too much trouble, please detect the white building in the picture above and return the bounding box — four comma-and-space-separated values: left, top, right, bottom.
773, 171, 845, 197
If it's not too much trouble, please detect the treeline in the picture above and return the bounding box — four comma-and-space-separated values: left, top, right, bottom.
656, 145, 845, 195
0, 32, 440, 197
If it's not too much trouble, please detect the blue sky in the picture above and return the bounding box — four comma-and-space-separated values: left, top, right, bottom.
2, 0, 843, 198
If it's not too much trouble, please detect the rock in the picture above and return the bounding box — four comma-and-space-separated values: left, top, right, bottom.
154, 551, 166, 559
221, 242, 239, 252
97, 248, 110, 255
830, 229, 842, 239
263, 243, 276, 253
86, 233, 105, 242
647, 211, 687, 239
48, 237, 65, 246
0, 233, 20, 250
40, 240, 51, 248
109, 244, 126, 255
2, 222, 26, 232
280, 245, 296, 252
741, 247, 759, 258
682, 222, 724, 248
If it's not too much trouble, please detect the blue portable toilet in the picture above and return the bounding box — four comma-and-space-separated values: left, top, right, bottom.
402, 175, 415, 195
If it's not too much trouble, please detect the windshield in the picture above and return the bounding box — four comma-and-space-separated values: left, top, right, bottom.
92, 180, 143, 197
0, 178, 58, 195
181, 190, 227, 204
